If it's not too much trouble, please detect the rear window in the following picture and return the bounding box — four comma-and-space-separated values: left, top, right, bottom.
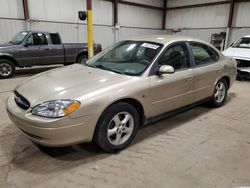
190, 42, 219, 66
50, 33, 61, 44
208, 46, 220, 61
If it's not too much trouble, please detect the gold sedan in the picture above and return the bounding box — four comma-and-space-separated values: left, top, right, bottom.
6, 35, 236, 152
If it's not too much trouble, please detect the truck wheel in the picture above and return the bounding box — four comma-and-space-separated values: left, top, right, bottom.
0, 59, 15, 79
77, 55, 88, 64
94, 102, 139, 153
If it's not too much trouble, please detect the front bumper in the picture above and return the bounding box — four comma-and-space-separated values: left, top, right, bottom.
237, 68, 250, 79
6, 93, 100, 147
236, 59, 250, 79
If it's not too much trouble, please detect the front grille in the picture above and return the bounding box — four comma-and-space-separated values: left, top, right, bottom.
238, 70, 250, 76
14, 91, 30, 110
236, 59, 250, 67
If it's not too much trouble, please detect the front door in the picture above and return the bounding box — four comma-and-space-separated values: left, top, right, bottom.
19, 32, 52, 66
149, 42, 194, 117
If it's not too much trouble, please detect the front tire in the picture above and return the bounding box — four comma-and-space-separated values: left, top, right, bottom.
0, 59, 15, 79
208, 79, 228, 107
94, 102, 139, 153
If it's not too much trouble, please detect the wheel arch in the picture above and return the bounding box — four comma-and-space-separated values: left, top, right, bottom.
214, 74, 231, 89
98, 98, 145, 128
221, 75, 230, 89
75, 50, 88, 63
0, 55, 19, 67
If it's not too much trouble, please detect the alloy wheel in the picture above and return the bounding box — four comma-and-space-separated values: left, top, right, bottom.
107, 112, 134, 146
0, 63, 12, 76
214, 81, 226, 103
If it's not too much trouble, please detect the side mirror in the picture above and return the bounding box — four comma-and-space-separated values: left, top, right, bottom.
158, 65, 175, 75
23, 43, 28, 47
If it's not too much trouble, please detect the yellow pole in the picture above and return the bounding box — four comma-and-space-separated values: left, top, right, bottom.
87, 0, 94, 59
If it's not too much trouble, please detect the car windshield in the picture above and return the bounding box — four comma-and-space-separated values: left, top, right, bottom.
85, 41, 163, 76
9, 31, 29, 45
233, 37, 250, 49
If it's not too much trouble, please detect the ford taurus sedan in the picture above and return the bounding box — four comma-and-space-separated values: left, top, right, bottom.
6, 35, 236, 152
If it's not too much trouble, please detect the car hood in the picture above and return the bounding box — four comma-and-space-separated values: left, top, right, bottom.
0, 43, 20, 52
15, 64, 131, 106
223, 47, 250, 61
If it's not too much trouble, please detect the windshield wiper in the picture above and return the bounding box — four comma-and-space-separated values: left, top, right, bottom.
94, 65, 126, 75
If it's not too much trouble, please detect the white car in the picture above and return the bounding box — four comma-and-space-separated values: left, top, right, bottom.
223, 35, 250, 79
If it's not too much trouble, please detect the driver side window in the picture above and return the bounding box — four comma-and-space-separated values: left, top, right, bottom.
158, 43, 190, 71
26, 33, 48, 45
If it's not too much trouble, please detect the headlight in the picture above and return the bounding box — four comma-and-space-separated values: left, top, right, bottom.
32, 100, 81, 118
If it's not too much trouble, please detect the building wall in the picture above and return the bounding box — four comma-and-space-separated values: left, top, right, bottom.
165, 4, 229, 29
0, 0, 24, 19
0, 0, 26, 44
1, 0, 249, 48
165, 0, 250, 48
167, 0, 225, 7
117, 4, 163, 42
124, 0, 163, 8
230, 2, 250, 44
27, 0, 114, 47
0, 19, 26, 43
0, 0, 163, 47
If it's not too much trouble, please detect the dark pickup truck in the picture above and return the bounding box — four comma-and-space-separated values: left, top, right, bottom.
0, 31, 102, 78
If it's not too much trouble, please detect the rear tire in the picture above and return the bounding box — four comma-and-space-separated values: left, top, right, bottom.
76, 54, 88, 64
208, 78, 228, 107
0, 59, 15, 79
94, 102, 139, 153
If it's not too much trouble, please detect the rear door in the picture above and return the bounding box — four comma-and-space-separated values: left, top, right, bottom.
188, 42, 223, 102
49, 33, 65, 64
19, 32, 52, 66
149, 42, 195, 117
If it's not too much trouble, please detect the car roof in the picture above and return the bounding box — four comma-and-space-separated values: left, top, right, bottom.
128, 34, 222, 55
20, 31, 58, 35
243, 35, 250, 38
128, 34, 203, 45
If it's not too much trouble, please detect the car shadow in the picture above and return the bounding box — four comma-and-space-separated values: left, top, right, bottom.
3, 95, 234, 175
14, 65, 63, 78
2, 133, 109, 176
133, 105, 212, 146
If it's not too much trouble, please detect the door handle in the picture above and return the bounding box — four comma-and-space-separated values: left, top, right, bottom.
186, 75, 193, 81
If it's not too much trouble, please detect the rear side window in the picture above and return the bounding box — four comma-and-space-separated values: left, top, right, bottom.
190, 42, 218, 66
50, 33, 61, 44
208, 46, 220, 61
